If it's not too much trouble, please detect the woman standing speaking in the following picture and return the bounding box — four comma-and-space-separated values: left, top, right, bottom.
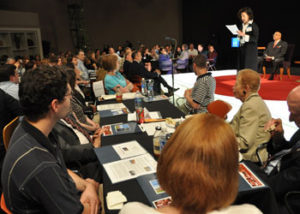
237, 7, 259, 71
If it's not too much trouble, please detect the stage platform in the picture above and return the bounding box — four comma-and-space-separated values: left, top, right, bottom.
162, 69, 298, 140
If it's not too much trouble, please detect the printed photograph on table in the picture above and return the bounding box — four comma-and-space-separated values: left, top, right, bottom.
115, 124, 130, 132
102, 125, 113, 136
149, 179, 166, 194
152, 196, 172, 209
239, 163, 265, 188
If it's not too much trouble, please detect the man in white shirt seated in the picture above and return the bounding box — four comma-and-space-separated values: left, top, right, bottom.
0, 64, 19, 100
188, 43, 198, 58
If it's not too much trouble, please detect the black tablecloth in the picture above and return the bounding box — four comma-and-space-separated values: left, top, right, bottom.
97, 99, 279, 214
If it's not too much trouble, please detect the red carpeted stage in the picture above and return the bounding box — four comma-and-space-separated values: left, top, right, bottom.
215, 74, 300, 100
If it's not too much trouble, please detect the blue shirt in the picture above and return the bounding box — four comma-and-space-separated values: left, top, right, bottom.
0, 81, 19, 100
77, 59, 89, 80
104, 72, 127, 94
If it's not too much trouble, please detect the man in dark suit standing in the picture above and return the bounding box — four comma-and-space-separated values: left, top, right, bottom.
258, 31, 288, 80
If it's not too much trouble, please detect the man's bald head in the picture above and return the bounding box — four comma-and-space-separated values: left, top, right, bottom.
287, 86, 300, 127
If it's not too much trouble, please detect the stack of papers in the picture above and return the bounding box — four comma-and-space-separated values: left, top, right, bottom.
112, 141, 147, 159
103, 153, 157, 184
97, 103, 127, 111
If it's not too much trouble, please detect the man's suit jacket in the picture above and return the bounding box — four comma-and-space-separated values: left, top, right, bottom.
230, 93, 271, 162
267, 129, 300, 198
265, 40, 288, 60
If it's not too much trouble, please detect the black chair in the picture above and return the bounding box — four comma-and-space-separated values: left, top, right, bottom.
284, 191, 300, 214
279, 44, 295, 80
261, 44, 295, 80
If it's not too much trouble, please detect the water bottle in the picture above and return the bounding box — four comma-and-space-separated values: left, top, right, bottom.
135, 92, 144, 124
134, 91, 143, 110
153, 126, 163, 157
159, 128, 168, 153
141, 78, 147, 96
147, 79, 154, 101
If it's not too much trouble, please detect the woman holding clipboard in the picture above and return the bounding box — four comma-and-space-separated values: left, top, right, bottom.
237, 7, 259, 71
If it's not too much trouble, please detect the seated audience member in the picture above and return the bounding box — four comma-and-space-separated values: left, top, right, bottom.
207, 44, 218, 66
1, 65, 100, 213
6, 57, 16, 65
188, 43, 198, 59
198, 43, 207, 57
103, 54, 134, 94
178, 54, 216, 114
0, 64, 19, 100
174, 46, 181, 58
143, 47, 152, 63
176, 44, 189, 72
129, 51, 178, 95
178, 44, 189, 61
158, 48, 172, 74
52, 113, 103, 183
120, 114, 262, 214
48, 54, 59, 66
250, 85, 300, 213
64, 67, 99, 132
76, 49, 90, 81
122, 48, 133, 78
257, 31, 288, 80
0, 89, 22, 195
230, 69, 271, 163
150, 47, 159, 61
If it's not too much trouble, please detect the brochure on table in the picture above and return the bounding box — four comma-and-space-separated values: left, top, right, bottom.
102, 122, 142, 137
95, 140, 157, 184
96, 103, 127, 111
103, 153, 157, 184
238, 162, 267, 191
99, 108, 129, 118
137, 173, 172, 208
94, 140, 147, 164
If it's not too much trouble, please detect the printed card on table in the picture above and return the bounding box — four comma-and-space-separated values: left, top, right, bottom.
152, 196, 172, 209
149, 179, 165, 195
239, 163, 265, 188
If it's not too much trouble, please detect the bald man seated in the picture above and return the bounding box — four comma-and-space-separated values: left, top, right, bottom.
247, 86, 300, 213
258, 31, 288, 80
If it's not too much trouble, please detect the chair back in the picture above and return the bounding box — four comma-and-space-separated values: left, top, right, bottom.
1, 193, 11, 214
285, 44, 295, 63
3, 116, 19, 151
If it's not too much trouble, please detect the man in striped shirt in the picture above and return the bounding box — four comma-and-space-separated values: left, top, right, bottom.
179, 54, 216, 114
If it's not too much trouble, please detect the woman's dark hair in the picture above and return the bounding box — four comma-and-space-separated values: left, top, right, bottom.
19, 65, 68, 122
63, 67, 76, 90
237, 7, 254, 21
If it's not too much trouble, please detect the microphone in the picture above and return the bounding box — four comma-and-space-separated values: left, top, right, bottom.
164, 36, 176, 41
